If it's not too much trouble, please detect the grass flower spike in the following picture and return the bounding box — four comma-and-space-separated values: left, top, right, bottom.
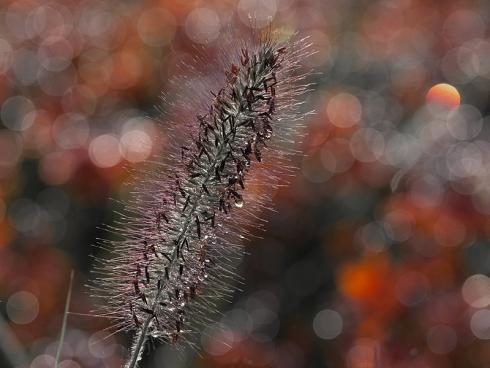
91, 30, 312, 368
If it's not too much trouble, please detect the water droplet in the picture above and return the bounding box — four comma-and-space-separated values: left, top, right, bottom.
234, 198, 244, 208
264, 127, 273, 139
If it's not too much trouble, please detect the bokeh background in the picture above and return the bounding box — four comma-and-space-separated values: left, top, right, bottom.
2, 0, 490, 367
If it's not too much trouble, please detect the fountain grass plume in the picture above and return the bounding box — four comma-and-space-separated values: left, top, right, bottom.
90, 29, 313, 368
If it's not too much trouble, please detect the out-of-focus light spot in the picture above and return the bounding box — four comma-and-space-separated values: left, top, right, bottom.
383, 210, 414, 242
364, 92, 387, 123
30, 354, 56, 368
338, 257, 394, 309
78, 54, 112, 95
347, 339, 379, 368
446, 105, 482, 140
45, 339, 74, 361
302, 152, 331, 183
92, 14, 126, 51
462, 274, 490, 308
245, 290, 280, 342
321, 138, 354, 173
391, 56, 428, 93
396, 271, 430, 307
111, 51, 142, 90
426, 83, 460, 108
0, 39, 13, 74
249, 289, 280, 312
6, 290, 39, 324
39, 151, 77, 185
472, 190, 490, 215
202, 323, 234, 356
414, 108, 447, 143
59, 360, 81, 368
0, 131, 23, 169
8, 198, 42, 234
285, 5, 329, 31
356, 222, 389, 253
214, 6, 234, 27
383, 132, 421, 169
447, 142, 483, 182
470, 309, 490, 340
469, 39, 490, 78
79, 48, 110, 69
326, 92, 362, 128
426, 325, 457, 354
184, 8, 221, 44
441, 48, 470, 85
443, 10, 485, 46
433, 215, 466, 247
319, 148, 336, 174
38, 36, 73, 72
409, 175, 444, 208
78, 3, 113, 38
5, 1, 31, 41
89, 134, 121, 168
68, 331, 91, 360
221, 308, 253, 340
237, 0, 277, 29
312, 309, 343, 339
1, 96, 36, 131
88, 331, 116, 358
53, 113, 90, 149
120, 129, 152, 163
26, 4, 73, 39
61, 85, 97, 115
350, 128, 385, 163
12, 47, 41, 86
457, 39, 490, 80
38, 65, 77, 96
122, 116, 157, 138
137, 8, 176, 47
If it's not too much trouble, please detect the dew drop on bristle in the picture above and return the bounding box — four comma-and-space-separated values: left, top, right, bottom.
234, 198, 244, 208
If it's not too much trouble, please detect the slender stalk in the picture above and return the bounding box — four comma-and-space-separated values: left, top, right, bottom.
55, 270, 74, 368
126, 318, 151, 368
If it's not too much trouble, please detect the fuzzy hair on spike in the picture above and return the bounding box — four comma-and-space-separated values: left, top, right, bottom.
90, 29, 313, 368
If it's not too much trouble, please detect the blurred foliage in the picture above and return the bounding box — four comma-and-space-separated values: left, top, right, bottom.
2, 0, 490, 367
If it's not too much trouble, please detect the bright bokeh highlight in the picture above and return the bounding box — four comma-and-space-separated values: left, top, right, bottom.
426, 83, 461, 108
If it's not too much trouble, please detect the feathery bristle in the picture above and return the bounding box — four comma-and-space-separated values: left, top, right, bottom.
90, 30, 313, 366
